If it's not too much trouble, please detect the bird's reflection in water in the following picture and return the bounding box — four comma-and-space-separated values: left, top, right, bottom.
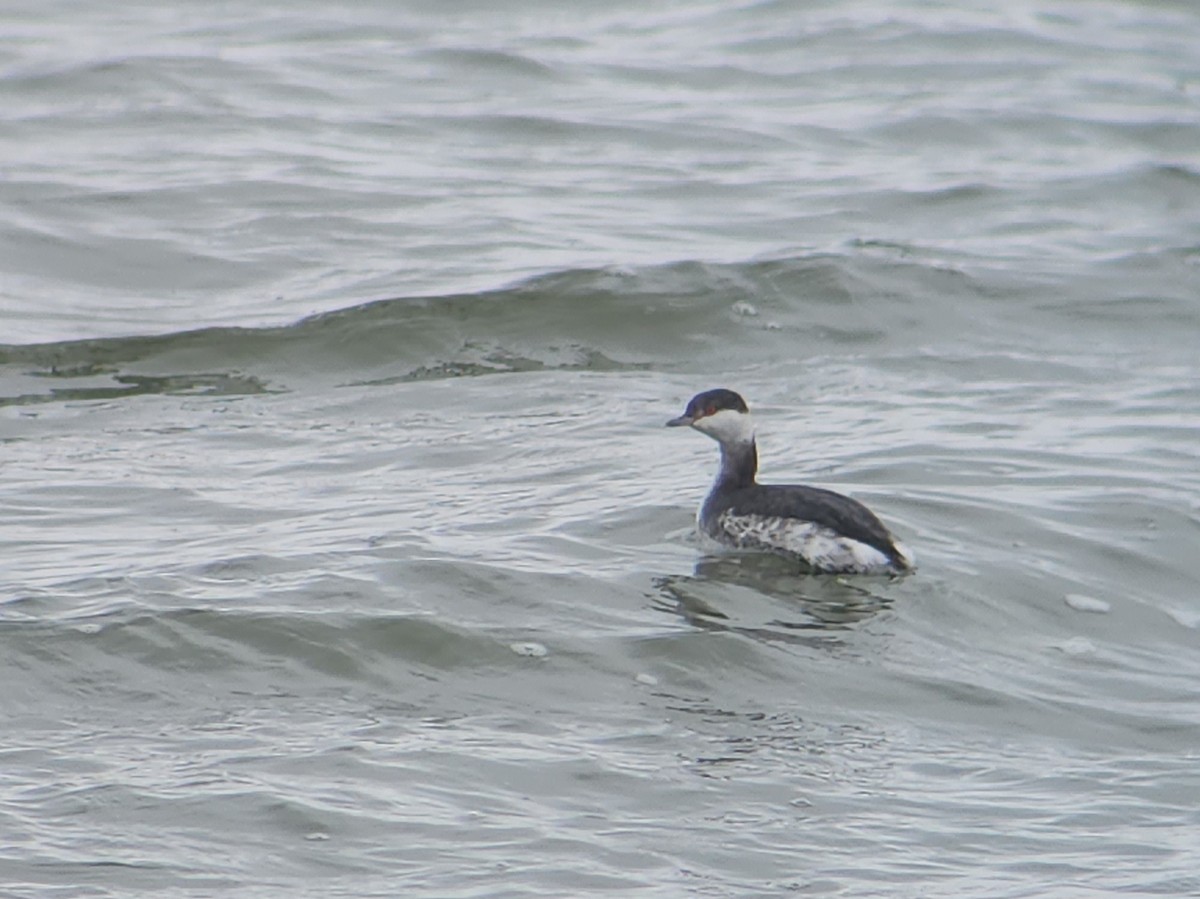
652, 553, 899, 642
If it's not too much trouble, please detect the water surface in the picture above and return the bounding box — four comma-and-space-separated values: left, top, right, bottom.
3, 2, 1200, 896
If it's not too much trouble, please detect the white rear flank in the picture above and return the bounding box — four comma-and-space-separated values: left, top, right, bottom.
890, 540, 915, 570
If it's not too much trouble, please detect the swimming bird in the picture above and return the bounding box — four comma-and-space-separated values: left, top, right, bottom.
667, 388, 912, 575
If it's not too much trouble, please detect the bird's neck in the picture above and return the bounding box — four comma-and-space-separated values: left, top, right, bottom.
716, 438, 758, 490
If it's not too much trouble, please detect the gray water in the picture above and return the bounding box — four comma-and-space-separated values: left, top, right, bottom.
3, 2, 1200, 896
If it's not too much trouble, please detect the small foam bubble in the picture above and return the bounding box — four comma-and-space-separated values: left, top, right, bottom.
635, 672, 658, 686
510, 642, 548, 658
1057, 636, 1096, 656
1166, 607, 1200, 629
730, 301, 758, 317
1064, 593, 1110, 614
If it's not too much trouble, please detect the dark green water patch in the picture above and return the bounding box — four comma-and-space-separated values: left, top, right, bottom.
0, 253, 1089, 407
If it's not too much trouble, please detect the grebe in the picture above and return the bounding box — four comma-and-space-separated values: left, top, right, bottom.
667, 388, 912, 575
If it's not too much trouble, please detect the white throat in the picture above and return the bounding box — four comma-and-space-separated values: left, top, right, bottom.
693, 408, 755, 445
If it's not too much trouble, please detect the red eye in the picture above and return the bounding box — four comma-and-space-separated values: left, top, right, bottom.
705, 404, 716, 416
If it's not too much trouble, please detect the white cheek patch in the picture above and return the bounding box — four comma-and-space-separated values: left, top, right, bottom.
693, 408, 755, 444
716, 511, 897, 574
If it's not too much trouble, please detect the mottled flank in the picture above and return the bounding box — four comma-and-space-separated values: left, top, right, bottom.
701, 481, 912, 573
715, 511, 908, 575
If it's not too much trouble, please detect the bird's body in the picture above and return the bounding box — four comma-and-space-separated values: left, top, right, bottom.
667, 388, 912, 575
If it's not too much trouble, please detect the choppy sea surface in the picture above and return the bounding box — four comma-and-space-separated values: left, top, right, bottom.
3, 2, 1200, 896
